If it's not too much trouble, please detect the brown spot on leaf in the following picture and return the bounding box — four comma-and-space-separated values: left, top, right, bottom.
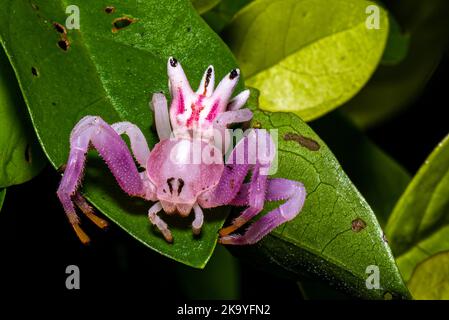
112, 16, 137, 32
24, 144, 32, 164
58, 39, 70, 51
283, 132, 320, 151
31, 3, 39, 10
351, 218, 366, 232
53, 22, 66, 35
104, 6, 115, 14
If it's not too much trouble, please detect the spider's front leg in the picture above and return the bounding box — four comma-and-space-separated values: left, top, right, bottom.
199, 130, 306, 245
57, 116, 153, 244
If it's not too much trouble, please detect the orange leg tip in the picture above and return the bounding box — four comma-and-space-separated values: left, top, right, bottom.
219, 224, 239, 237
163, 230, 173, 243
84, 211, 109, 229
72, 224, 91, 245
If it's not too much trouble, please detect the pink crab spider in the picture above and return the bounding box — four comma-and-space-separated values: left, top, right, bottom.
57, 57, 306, 245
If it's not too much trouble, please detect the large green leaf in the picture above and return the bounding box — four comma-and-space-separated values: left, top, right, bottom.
0, 0, 241, 268
229, 90, 410, 299
386, 134, 449, 282
343, 0, 449, 128
0, 189, 5, 211
311, 112, 411, 227
225, 0, 389, 121
407, 251, 449, 300
0, 47, 45, 187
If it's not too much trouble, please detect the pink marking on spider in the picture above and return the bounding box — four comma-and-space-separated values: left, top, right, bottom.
205, 100, 220, 122
176, 88, 185, 115
56, 57, 306, 245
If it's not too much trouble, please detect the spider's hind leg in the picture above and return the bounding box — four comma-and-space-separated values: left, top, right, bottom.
57, 116, 148, 244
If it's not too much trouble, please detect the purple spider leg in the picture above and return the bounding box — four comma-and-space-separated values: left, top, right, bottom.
220, 178, 306, 245
57, 116, 150, 244
197, 130, 272, 236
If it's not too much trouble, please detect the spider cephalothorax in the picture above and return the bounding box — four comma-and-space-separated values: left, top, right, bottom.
57, 57, 306, 245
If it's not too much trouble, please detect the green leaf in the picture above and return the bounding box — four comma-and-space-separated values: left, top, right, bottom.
229, 89, 410, 299
311, 112, 411, 227
381, 13, 410, 65
407, 251, 449, 300
0, 47, 46, 187
225, 0, 389, 121
386, 134, 449, 282
0, 189, 5, 211
343, 0, 449, 128
191, 0, 221, 14
0, 0, 241, 268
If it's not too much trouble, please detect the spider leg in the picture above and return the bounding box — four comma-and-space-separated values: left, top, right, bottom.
150, 93, 172, 140
198, 129, 276, 240
196, 65, 215, 97
218, 164, 268, 237
148, 201, 173, 243
192, 204, 204, 235
227, 89, 250, 111
112, 121, 151, 167
57, 116, 147, 244
219, 178, 306, 245
214, 109, 253, 128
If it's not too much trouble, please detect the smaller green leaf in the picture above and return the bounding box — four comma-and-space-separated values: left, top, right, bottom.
0, 47, 46, 188
407, 251, 449, 300
191, 0, 221, 14
0, 188, 5, 211
225, 0, 389, 121
381, 13, 410, 65
386, 134, 449, 282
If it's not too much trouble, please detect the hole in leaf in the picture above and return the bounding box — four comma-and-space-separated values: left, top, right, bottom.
24, 144, 32, 164
105, 6, 115, 14
58, 39, 70, 51
31, 67, 39, 77
53, 22, 66, 34
112, 16, 136, 32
